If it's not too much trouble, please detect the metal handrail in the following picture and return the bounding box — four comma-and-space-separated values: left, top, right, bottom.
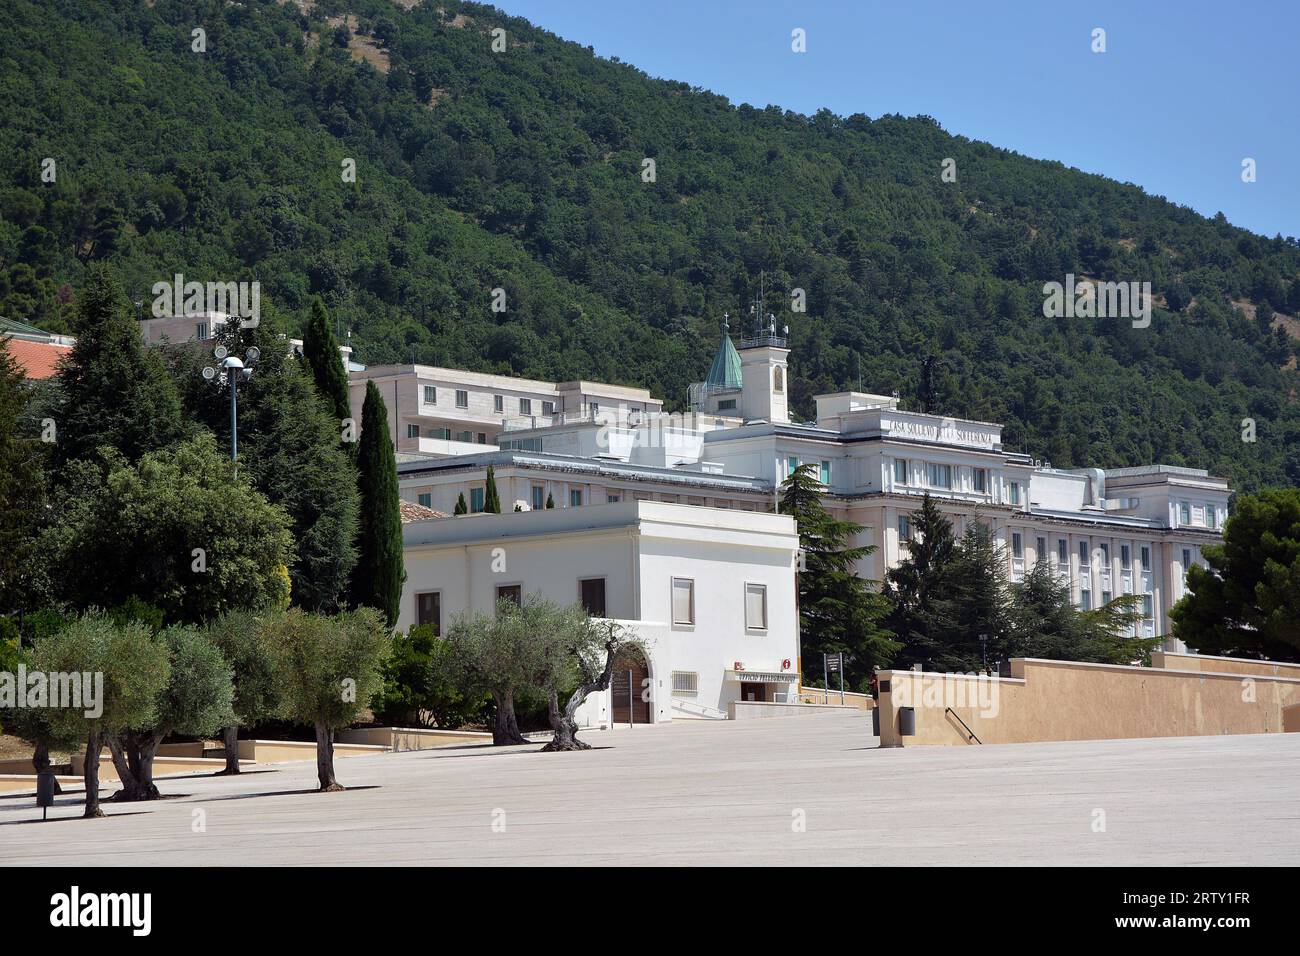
945, 707, 982, 744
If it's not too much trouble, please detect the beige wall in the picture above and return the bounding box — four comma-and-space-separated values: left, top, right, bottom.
878, 655, 1300, 747
1153, 651, 1300, 680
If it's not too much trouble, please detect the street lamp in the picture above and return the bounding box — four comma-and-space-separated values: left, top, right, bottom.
202, 345, 260, 465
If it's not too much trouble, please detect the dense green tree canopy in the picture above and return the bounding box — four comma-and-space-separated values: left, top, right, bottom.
1, 0, 1297, 491
1171, 488, 1300, 661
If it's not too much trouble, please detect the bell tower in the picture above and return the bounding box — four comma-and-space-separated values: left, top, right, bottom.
738, 283, 790, 424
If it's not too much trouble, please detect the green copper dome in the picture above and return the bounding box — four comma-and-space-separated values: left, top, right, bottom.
704, 332, 742, 390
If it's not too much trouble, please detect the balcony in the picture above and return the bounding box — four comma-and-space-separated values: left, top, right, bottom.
416, 437, 498, 458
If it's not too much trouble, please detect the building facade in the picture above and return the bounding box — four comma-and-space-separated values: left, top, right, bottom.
399, 501, 801, 724
375, 329, 1230, 652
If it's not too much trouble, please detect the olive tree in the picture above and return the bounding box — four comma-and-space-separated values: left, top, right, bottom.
107, 626, 233, 801
206, 610, 281, 774
265, 608, 391, 791
31, 614, 169, 817
444, 598, 545, 745
538, 614, 636, 752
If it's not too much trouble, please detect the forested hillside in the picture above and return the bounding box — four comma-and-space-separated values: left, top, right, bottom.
2, 0, 1298, 490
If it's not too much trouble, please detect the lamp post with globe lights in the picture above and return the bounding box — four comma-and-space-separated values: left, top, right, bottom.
202, 344, 260, 466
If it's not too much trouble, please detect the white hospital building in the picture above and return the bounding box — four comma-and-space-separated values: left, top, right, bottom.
373, 318, 1230, 719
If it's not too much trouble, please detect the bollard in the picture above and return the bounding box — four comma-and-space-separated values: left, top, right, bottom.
36, 770, 57, 821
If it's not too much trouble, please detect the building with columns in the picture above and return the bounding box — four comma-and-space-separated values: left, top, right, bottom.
377, 324, 1230, 652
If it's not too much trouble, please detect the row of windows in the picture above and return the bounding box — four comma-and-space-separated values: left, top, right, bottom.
408, 424, 489, 444
893, 458, 1020, 503
1177, 500, 1221, 529
421, 384, 556, 417
415, 578, 768, 633
786, 457, 832, 484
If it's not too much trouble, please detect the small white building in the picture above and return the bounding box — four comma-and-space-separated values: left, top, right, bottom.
399, 501, 802, 725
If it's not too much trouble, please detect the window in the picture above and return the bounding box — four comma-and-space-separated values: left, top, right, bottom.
496, 585, 522, 608
196, 322, 209, 340
579, 578, 606, 617
407, 424, 420, 439
893, 459, 908, 484
457, 430, 472, 443
1101, 591, 1112, 605
718, 399, 737, 410
1121, 545, 1132, 570
470, 487, 485, 512
531, 485, 545, 510
607, 493, 621, 503
423, 385, 437, 404
1080, 591, 1092, 611
1036, 536, 1047, 561
417, 493, 432, 508
415, 592, 441, 635
542, 400, 555, 415
569, 488, 583, 507
1205, 505, 1217, 529
773, 367, 784, 393
672, 671, 699, 696
898, 514, 913, 543
455, 389, 469, 409
972, 468, 987, 493
477, 433, 487, 444
1141, 545, 1152, 572
1008, 482, 1022, 506
1099, 543, 1110, 566
819, 461, 831, 485
590, 402, 600, 417
744, 583, 767, 630
1141, 594, 1154, 619
671, 578, 695, 625
928, 463, 952, 488
519, 398, 532, 415
1178, 501, 1191, 525
787, 456, 799, 476
1078, 540, 1090, 566
493, 394, 504, 413
432, 427, 451, 440
1012, 532, 1023, 559
1182, 548, 1192, 571
1057, 539, 1068, 565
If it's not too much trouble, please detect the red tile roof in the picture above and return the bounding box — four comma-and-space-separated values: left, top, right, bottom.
399, 500, 448, 523
3, 338, 71, 381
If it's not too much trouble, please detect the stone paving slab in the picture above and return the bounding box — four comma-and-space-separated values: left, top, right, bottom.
2, 715, 1297, 866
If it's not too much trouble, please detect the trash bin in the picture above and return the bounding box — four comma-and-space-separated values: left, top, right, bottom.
899, 706, 916, 737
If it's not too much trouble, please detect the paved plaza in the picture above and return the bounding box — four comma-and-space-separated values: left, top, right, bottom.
3, 714, 1297, 866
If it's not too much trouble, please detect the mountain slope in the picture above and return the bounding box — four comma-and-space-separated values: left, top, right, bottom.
1, 0, 1298, 491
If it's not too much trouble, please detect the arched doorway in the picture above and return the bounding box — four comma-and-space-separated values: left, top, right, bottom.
609, 645, 652, 725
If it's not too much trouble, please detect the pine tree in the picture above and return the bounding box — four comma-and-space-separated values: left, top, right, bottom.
545, 491, 555, 509
779, 464, 897, 689
176, 316, 359, 613
454, 492, 468, 515
352, 382, 405, 627
301, 296, 351, 422
55, 266, 187, 469
884, 494, 964, 670
484, 465, 502, 513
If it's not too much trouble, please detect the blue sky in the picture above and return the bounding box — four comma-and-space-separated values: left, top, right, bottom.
502, 0, 1297, 239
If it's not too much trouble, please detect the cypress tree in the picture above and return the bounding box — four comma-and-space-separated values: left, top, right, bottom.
55, 266, 187, 468
545, 491, 555, 509
0, 338, 49, 616
352, 382, 405, 627
484, 465, 501, 513
454, 492, 468, 515
301, 296, 351, 422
